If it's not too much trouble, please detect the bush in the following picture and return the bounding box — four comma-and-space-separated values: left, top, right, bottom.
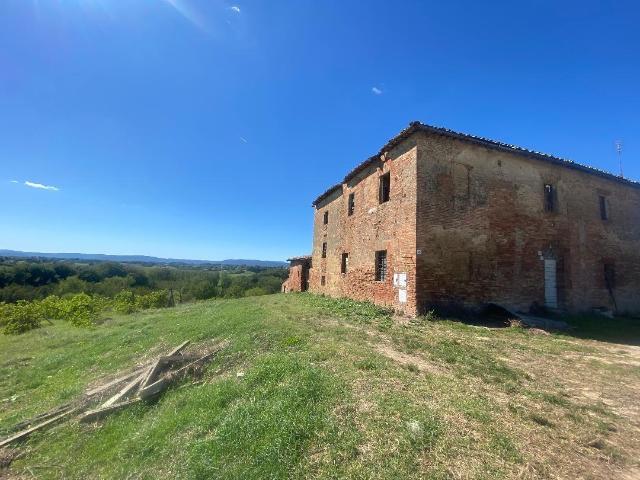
2, 300, 44, 334
113, 290, 138, 314
56, 293, 105, 327
136, 290, 169, 310
39, 295, 64, 320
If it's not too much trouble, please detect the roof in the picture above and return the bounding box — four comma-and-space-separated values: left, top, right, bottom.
312, 121, 640, 206
286, 255, 312, 263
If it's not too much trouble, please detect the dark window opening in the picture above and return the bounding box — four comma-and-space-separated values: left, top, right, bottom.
323, 211, 329, 225
321, 242, 327, 258
341, 253, 349, 274
599, 195, 608, 220
379, 173, 390, 204
375, 250, 387, 281
544, 184, 556, 212
321, 275, 326, 286
348, 193, 355, 216
604, 263, 615, 290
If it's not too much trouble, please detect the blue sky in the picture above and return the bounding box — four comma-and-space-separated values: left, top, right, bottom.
1, 0, 638, 261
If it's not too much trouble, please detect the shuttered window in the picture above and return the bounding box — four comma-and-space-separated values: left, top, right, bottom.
375, 250, 387, 281
379, 173, 390, 203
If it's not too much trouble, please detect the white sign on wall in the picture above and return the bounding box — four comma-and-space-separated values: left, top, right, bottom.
398, 289, 407, 303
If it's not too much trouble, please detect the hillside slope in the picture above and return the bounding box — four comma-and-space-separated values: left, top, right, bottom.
1, 294, 639, 479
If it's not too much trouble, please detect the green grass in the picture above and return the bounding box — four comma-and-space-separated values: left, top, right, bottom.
1, 293, 639, 479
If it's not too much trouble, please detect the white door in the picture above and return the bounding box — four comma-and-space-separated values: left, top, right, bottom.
544, 259, 558, 308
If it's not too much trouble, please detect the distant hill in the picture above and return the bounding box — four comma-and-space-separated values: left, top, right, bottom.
0, 249, 287, 267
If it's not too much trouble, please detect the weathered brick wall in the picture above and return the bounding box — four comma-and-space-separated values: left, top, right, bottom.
282, 260, 310, 292
415, 131, 640, 315
308, 138, 419, 315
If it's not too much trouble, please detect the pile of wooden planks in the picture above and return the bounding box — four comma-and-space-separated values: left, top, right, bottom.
0, 339, 228, 448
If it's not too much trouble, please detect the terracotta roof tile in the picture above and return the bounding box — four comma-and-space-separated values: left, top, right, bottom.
312, 121, 639, 207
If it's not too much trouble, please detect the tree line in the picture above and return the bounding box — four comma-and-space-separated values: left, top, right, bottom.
0, 258, 287, 303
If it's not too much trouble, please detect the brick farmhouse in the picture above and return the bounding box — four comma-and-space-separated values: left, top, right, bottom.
284, 122, 640, 317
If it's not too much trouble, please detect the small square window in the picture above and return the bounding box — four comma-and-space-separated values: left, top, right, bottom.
599, 195, 608, 220
544, 184, 556, 212
341, 253, 349, 274
321, 242, 327, 258
379, 173, 390, 204
323, 211, 329, 225
321, 275, 326, 286
375, 250, 387, 281
348, 193, 355, 216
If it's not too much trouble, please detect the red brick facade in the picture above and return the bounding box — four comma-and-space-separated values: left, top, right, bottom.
282, 256, 311, 293
306, 123, 640, 317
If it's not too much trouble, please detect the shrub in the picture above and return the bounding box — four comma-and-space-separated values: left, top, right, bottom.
56, 293, 104, 327
2, 300, 44, 334
39, 295, 64, 320
136, 290, 169, 310
113, 290, 138, 314
0, 302, 9, 328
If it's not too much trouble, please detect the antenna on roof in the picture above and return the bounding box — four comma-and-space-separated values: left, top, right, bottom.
615, 140, 623, 178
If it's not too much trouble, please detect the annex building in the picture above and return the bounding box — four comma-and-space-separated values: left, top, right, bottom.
285, 122, 640, 317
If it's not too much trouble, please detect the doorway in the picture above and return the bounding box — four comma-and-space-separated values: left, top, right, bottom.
544, 259, 558, 309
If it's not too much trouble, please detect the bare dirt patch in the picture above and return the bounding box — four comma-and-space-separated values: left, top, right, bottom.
373, 342, 445, 375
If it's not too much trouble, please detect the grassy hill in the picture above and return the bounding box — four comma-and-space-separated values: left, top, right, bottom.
1, 294, 639, 479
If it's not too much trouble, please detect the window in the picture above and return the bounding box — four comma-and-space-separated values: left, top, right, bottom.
379, 173, 390, 204
375, 250, 387, 281
323, 211, 329, 225
321, 242, 327, 258
599, 195, 608, 220
341, 253, 349, 274
544, 184, 556, 212
321, 275, 326, 286
604, 263, 615, 290
348, 193, 355, 216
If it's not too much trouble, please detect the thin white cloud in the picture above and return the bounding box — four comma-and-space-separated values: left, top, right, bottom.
10, 180, 19, 184
230, 5, 241, 13
371, 87, 383, 95
239, 136, 248, 143
161, 0, 207, 31
24, 181, 59, 191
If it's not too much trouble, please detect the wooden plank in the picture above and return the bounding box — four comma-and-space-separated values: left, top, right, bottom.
139, 343, 226, 400
140, 340, 191, 389
84, 368, 146, 398
138, 377, 170, 400
140, 359, 163, 389
0, 409, 76, 448
100, 368, 149, 408
168, 340, 191, 356
78, 399, 141, 423
10, 404, 73, 433
159, 354, 196, 365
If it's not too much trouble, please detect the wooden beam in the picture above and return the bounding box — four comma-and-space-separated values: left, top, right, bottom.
78, 399, 141, 423
0, 409, 76, 448
140, 340, 191, 389
84, 368, 146, 398
139, 342, 226, 400
167, 340, 191, 357
100, 369, 148, 408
